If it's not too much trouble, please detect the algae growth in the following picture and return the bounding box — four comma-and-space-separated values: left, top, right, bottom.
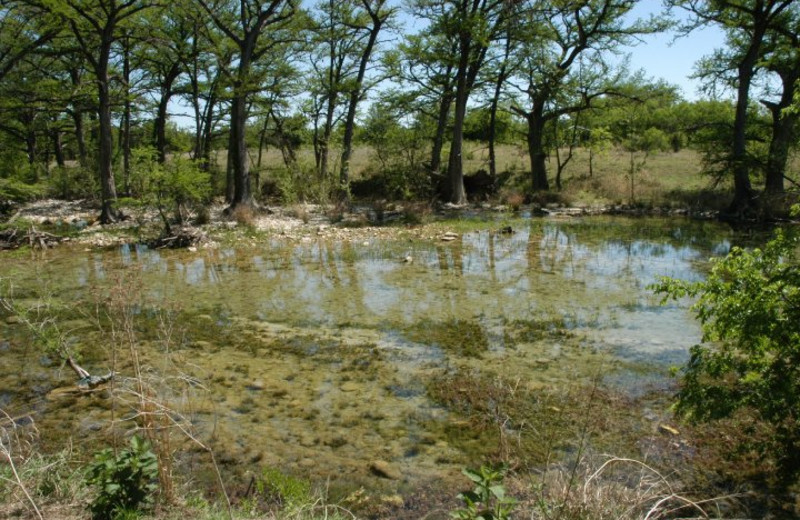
0, 215, 734, 501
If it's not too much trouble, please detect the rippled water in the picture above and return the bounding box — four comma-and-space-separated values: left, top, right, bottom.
0, 215, 735, 495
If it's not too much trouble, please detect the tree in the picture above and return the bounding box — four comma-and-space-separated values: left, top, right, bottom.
510, 0, 664, 192
387, 23, 458, 179
669, 0, 797, 218
441, 0, 506, 204
0, 0, 60, 83
305, 0, 358, 183
338, 0, 395, 195
653, 209, 800, 493
138, 1, 194, 164
41, 0, 157, 223
759, 10, 800, 200
195, 0, 296, 211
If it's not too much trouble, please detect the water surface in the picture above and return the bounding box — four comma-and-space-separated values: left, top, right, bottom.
0, 215, 734, 493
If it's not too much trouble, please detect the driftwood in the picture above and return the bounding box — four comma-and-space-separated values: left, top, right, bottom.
148, 226, 207, 249
66, 356, 114, 390
0, 227, 63, 250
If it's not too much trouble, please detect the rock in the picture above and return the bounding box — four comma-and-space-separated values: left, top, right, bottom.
340, 381, 360, 392
369, 460, 401, 480
247, 380, 265, 391
404, 256, 413, 263
5, 315, 21, 325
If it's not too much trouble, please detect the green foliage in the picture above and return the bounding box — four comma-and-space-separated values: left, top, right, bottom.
358, 100, 430, 199
48, 166, 98, 200
451, 464, 516, 520
0, 177, 45, 203
256, 467, 312, 509
652, 216, 800, 485
87, 435, 159, 520
463, 108, 516, 143
129, 147, 211, 228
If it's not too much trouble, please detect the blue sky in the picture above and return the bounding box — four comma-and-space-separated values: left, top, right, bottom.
625, 3, 727, 100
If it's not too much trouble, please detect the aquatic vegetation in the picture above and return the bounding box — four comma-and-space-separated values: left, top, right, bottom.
502, 316, 572, 345
0, 214, 753, 517
405, 318, 490, 358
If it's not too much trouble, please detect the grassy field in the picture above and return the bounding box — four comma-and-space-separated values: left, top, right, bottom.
242, 142, 734, 210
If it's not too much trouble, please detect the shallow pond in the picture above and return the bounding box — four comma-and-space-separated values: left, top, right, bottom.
0, 215, 736, 499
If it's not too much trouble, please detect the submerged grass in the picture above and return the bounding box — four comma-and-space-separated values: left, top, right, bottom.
425, 369, 651, 468
404, 318, 490, 358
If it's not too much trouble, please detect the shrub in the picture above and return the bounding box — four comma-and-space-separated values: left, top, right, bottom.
0, 178, 46, 203
652, 211, 800, 489
87, 435, 158, 520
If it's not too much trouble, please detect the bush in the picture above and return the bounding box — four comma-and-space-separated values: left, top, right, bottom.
652, 212, 800, 489
87, 435, 158, 520
0, 178, 46, 204
48, 166, 97, 200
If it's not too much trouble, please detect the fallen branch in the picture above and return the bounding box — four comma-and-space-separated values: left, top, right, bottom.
66, 356, 114, 389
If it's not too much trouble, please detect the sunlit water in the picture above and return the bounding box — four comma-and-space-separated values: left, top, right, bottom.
0, 215, 735, 494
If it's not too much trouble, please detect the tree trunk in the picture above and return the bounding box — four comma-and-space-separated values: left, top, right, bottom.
155, 63, 181, 164
763, 68, 799, 198
765, 109, 795, 196
228, 93, 253, 209
68, 67, 89, 168
728, 63, 757, 216
340, 10, 383, 195
225, 129, 235, 203
527, 108, 549, 191
200, 91, 218, 170
72, 109, 88, 168
430, 89, 453, 177
120, 36, 131, 195
25, 125, 36, 168
319, 92, 335, 181
446, 39, 470, 205
52, 128, 65, 167
97, 41, 119, 224
727, 17, 770, 218
488, 36, 511, 181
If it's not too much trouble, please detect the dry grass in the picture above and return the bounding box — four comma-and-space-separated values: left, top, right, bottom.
214, 141, 737, 210
518, 456, 741, 520
230, 205, 256, 226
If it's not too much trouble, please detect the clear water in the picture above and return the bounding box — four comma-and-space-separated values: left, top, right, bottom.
0, 215, 734, 493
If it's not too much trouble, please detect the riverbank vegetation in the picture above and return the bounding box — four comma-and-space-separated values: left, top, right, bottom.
1, 1, 800, 226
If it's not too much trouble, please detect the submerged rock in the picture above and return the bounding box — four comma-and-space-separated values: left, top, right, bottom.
340, 381, 360, 392
369, 460, 401, 480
